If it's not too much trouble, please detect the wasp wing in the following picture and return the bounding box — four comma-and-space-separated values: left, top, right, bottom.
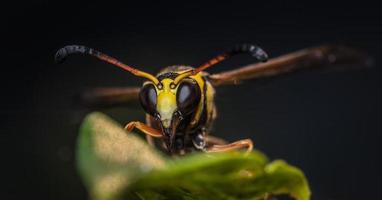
79, 87, 140, 107
208, 45, 372, 86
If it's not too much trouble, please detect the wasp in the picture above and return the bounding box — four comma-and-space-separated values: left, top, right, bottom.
55, 44, 369, 155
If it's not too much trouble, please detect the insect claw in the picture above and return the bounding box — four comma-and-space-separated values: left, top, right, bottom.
124, 122, 136, 132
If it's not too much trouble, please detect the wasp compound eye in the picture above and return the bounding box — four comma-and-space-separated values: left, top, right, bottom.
176, 82, 201, 115
139, 84, 157, 116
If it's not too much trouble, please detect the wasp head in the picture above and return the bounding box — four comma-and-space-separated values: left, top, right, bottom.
139, 77, 201, 151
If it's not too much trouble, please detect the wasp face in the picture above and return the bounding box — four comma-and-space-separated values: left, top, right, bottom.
139, 78, 201, 150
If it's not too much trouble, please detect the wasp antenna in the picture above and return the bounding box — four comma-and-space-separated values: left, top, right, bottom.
55, 45, 97, 63
54, 45, 160, 85
231, 44, 268, 62
173, 44, 269, 84
192, 44, 268, 75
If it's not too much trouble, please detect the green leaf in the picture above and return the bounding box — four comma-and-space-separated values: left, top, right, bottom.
77, 112, 166, 200
77, 112, 310, 200
125, 154, 310, 200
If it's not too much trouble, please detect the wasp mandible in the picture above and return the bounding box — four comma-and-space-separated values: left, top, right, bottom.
55, 44, 369, 155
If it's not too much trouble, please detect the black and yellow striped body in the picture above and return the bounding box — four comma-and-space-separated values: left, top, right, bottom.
145, 66, 217, 154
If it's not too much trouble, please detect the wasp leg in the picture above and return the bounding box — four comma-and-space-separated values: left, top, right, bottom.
205, 135, 228, 146
191, 129, 227, 151
125, 121, 163, 138
192, 132, 207, 151
206, 139, 253, 153
145, 114, 161, 146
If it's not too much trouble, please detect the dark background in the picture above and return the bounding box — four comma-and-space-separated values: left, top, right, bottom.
2, 1, 381, 200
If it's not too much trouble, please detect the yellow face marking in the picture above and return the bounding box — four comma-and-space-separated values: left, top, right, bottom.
153, 71, 206, 129
156, 78, 177, 128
